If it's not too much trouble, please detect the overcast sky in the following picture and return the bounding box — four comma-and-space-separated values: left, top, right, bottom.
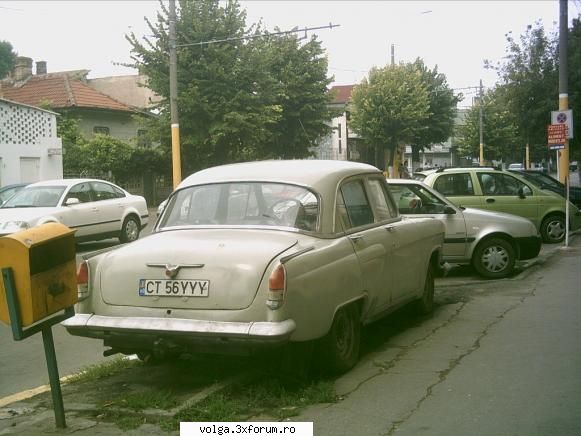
0, 1, 577, 105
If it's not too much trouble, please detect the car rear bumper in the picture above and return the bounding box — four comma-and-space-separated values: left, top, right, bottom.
515, 235, 542, 260
62, 314, 296, 344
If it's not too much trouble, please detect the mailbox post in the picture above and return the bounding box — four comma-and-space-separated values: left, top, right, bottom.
0, 223, 78, 429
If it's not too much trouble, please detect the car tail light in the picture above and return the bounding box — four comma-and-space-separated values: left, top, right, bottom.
77, 261, 89, 301
267, 264, 286, 310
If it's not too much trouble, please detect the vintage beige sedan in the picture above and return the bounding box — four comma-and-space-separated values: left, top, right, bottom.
64, 161, 444, 373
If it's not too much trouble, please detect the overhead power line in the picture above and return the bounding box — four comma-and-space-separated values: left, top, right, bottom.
175, 23, 340, 48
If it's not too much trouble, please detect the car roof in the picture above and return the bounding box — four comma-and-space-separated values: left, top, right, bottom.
386, 178, 423, 185
26, 178, 113, 187
178, 160, 381, 191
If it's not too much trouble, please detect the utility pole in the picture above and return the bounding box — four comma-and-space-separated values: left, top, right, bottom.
169, 0, 182, 189
558, 0, 570, 247
558, 0, 570, 184
479, 79, 484, 166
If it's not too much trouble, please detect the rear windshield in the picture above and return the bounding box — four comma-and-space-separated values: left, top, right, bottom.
159, 182, 319, 232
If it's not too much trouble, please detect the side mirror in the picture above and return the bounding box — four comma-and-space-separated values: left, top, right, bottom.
443, 205, 457, 215
65, 197, 80, 206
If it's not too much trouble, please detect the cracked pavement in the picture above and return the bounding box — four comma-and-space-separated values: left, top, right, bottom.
291, 238, 581, 436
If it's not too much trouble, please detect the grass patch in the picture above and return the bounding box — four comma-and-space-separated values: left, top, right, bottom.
94, 410, 148, 431
67, 357, 141, 384
102, 390, 178, 411
160, 377, 336, 431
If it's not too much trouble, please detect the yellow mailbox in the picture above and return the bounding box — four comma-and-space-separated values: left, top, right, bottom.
0, 223, 77, 327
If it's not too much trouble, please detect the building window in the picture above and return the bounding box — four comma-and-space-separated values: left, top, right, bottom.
339, 139, 342, 154
137, 129, 151, 148
338, 123, 342, 138
93, 126, 110, 136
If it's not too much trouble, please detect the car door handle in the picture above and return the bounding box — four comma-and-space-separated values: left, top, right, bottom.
349, 234, 363, 243
91, 207, 99, 212
485, 198, 495, 203
384, 225, 396, 232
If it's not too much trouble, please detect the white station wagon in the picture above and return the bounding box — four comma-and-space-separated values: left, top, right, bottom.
0, 179, 149, 243
64, 161, 444, 373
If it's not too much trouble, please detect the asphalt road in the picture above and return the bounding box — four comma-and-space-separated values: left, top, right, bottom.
0, 212, 158, 399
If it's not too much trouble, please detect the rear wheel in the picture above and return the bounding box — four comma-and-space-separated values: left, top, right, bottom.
318, 304, 360, 374
472, 237, 515, 279
540, 214, 565, 243
120, 215, 140, 243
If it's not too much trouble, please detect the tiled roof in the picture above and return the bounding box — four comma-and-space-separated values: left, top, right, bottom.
330, 85, 356, 104
1, 74, 135, 112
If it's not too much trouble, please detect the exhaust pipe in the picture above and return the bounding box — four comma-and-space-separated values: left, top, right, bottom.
103, 348, 120, 357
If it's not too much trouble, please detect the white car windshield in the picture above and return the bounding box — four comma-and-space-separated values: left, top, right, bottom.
1, 186, 66, 208
160, 182, 319, 231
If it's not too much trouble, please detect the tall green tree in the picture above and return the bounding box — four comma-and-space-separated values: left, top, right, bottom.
126, 0, 334, 174
456, 87, 520, 163
488, 21, 558, 162
567, 16, 581, 162
407, 59, 460, 163
0, 40, 17, 79
349, 64, 430, 169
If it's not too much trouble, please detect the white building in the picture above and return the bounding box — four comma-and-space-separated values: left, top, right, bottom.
0, 98, 63, 185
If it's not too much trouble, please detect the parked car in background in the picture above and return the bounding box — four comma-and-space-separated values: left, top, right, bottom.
508, 170, 581, 208
422, 167, 581, 243
0, 179, 149, 243
64, 160, 444, 373
387, 179, 541, 279
0, 183, 28, 205
508, 163, 525, 171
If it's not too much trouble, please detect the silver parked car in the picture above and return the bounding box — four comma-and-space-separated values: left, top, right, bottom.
0, 179, 149, 243
64, 160, 444, 373
387, 179, 542, 279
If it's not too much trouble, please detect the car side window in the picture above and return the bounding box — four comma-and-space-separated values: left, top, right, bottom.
65, 182, 93, 203
477, 173, 532, 196
367, 178, 397, 220
433, 173, 474, 196
340, 179, 374, 228
91, 182, 123, 201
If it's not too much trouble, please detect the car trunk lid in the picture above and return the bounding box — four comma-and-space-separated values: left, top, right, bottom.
98, 229, 298, 309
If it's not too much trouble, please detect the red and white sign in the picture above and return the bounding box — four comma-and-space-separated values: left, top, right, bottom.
547, 124, 568, 149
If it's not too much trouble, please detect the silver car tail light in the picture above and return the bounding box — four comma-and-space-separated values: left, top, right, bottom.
267, 263, 286, 310
76, 261, 89, 301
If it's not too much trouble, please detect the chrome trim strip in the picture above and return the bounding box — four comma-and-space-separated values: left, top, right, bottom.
146, 263, 205, 268
62, 315, 296, 340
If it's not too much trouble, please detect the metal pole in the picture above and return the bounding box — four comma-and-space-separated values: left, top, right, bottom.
479, 79, 484, 166
42, 328, 66, 428
169, 0, 182, 189
558, 0, 570, 246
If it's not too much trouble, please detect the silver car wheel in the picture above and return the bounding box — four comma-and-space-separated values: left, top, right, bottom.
546, 220, 565, 241
120, 216, 140, 243
481, 245, 510, 272
473, 237, 515, 279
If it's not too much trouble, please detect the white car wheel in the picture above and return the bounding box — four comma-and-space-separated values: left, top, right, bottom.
473, 238, 515, 279
120, 215, 140, 243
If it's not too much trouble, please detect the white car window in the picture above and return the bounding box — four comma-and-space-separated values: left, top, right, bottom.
91, 182, 125, 201
340, 180, 374, 228
2, 186, 66, 208
161, 182, 319, 231
367, 178, 397, 220
65, 183, 94, 204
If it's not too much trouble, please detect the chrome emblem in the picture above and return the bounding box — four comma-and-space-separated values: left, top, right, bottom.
146, 263, 205, 279
165, 264, 180, 279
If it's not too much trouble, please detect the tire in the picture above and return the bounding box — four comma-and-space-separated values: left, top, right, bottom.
119, 215, 140, 243
414, 264, 435, 315
540, 214, 565, 243
472, 237, 516, 279
318, 304, 361, 374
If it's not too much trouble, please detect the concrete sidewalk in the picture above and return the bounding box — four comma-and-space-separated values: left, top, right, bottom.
292, 236, 581, 435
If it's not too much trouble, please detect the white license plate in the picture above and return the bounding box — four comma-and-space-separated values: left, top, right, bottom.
138, 279, 210, 297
